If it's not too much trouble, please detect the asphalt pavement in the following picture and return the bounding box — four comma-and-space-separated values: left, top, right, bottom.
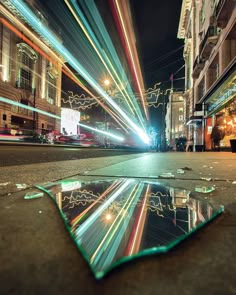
0, 149, 236, 295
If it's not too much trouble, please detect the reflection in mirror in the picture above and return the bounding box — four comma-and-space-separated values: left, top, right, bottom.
38, 178, 224, 279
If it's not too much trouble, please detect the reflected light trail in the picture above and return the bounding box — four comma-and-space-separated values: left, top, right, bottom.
75, 179, 134, 239
91, 182, 143, 266
71, 180, 123, 227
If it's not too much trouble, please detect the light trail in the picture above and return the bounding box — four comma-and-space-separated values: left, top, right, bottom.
75, 179, 133, 239
111, 0, 149, 120
90, 182, 142, 266
0, 96, 61, 119
64, 0, 147, 129
64, 0, 137, 117
0, 10, 131, 135
78, 122, 124, 141
125, 184, 150, 255
8, 0, 150, 144
70, 180, 123, 227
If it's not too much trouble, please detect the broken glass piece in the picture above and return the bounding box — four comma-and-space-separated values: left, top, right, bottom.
37, 178, 223, 279
24, 191, 44, 199
0, 182, 10, 186
16, 184, 27, 189
195, 185, 215, 193
159, 172, 175, 178
201, 177, 212, 181
176, 169, 185, 174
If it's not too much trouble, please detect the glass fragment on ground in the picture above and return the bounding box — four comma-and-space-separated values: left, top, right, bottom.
195, 185, 215, 193
35, 178, 224, 279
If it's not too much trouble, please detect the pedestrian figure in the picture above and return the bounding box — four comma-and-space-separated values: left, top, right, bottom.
186, 138, 193, 152
156, 133, 161, 152
211, 125, 224, 151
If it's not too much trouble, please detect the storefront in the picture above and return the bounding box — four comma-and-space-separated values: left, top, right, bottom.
204, 64, 236, 150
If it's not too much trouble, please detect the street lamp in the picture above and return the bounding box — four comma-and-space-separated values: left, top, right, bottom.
103, 79, 111, 87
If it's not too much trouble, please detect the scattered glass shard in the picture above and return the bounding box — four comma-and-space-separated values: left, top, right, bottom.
24, 191, 44, 199
159, 172, 175, 178
195, 185, 215, 193
176, 169, 185, 174
0, 182, 10, 186
16, 184, 27, 189
201, 177, 212, 181
36, 178, 224, 279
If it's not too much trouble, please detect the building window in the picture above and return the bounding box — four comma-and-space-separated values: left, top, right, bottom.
179, 107, 184, 112
179, 115, 184, 121
47, 75, 56, 105
17, 43, 38, 91
46, 63, 58, 105
20, 66, 32, 91
3, 114, 7, 121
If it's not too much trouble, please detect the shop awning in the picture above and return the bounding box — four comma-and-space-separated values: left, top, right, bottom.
186, 115, 203, 125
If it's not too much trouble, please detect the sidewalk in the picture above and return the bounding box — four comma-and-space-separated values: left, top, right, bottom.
0, 152, 235, 294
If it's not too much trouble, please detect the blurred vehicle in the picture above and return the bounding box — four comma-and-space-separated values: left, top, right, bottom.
55, 134, 101, 147
0, 127, 25, 141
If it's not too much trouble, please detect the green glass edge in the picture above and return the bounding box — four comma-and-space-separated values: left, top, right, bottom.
35, 185, 224, 280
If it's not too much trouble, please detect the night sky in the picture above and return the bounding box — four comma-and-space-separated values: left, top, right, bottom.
131, 0, 184, 89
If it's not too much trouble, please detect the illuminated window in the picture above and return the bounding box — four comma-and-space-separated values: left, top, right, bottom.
179, 107, 184, 112
47, 75, 56, 104
179, 115, 184, 121
16, 43, 37, 91
46, 63, 58, 105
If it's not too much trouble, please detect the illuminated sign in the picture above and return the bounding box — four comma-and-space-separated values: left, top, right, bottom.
208, 84, 236, 113
61, 108, 80, 135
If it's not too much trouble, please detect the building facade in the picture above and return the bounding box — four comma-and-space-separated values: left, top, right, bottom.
165, 91, 185, 150
178, 0, 236, 150
0, 2, 63, 135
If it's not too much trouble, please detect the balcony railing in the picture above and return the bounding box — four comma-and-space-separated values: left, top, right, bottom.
215, 0, 234, 28
200, 25, 219, 59
192, 56, 205, 79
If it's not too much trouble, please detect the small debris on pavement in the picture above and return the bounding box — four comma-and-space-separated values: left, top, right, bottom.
24, 192, 44, 199
180, 167, 192, 171
16, 184, 27, 189
0, 182, 10, 186
195, 185, 215, 193
159, 172, 175, 178
201, 177, 212, 181
177, 169, 185, 174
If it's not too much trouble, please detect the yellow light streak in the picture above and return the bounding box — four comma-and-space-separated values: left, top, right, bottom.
114, 0, 149, 121
64, 0, 138, 117
90, 182, 141, 263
